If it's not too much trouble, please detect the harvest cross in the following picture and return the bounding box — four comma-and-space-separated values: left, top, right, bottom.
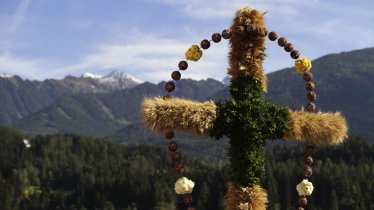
142, 7, 348, 210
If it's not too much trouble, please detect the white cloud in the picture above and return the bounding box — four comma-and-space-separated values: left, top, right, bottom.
11, 0, 31, 33
52, 34, 230, 83
1, 0, 374, 83
0, 53, 45, 80
0, 33, 229, 83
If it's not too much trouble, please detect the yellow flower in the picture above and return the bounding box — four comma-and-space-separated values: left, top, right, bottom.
295, 58, 312, 74
185, 51, 193, 60
185, 45, 203, 61
193, 52, 201, 61
191, 45, 199, 52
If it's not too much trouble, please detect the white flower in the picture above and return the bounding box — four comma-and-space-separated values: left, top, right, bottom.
174, 177, 195, 194
296, 179, 314, 196
23, 139, 31, 148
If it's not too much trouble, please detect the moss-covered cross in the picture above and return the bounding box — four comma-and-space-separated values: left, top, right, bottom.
142, 7, 347, 210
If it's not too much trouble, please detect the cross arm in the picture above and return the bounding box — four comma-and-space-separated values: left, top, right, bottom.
284, 109, 348, 146
142, 97, 217, 136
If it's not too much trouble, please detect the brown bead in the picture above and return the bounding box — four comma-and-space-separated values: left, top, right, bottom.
291, 50, 300, 59
306, 102, 316, 112
277, 37, 288, 47
297, 208, 304, 210
268, 31, 278, 41
163, 95, 172, 100
212, 33, 221, 43
178, 61, 188, 70
307, 91, 317, 101
171, 71, 181, 81
165, 81, 175, 92
303, 72, 313, 81
305, 82, 315, 91
304, 166, 313, 177
165, 131, 174, 139
183, 194, 193, 206
174, 163, 184, 174
236, 26, 245, 35
304, 156, 313, 166
200, 39, 210, 50
298, 197, 308, 207
168, 141, 178, 152
172, 152, 182, 162
284, 43, 294, 52
305, 145, 314, 155
187, 207, 197, 210
222, 29, 232, 39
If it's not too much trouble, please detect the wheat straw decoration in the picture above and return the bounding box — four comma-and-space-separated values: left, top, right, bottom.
141, 6, 348, 210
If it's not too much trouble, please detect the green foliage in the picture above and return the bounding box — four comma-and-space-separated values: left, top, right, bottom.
1, 126, 374, 209
210, 77, 288, 187
0, 126, 228, 210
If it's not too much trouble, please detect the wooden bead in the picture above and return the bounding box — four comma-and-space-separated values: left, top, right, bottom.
172, 152, 182, 162
297, 207, 305, 210
200, 39, 210, 50
165, 81, 175, 92
222, 29, 232, 39
212, 33, 222, 43
268, 31, 278, 41
291, 50, 300, 59
278, 37, 287, 47
305, 145, 314, 155
305, 82, 315, 91
168, 141, 178, 152
178, 61, 188, 70
303, 72, 313, 82
165, 131, 175, 139
174, 163, 185, 174
307, 91, 317, 101
298, 197, 308, 207
172, 71, 181, 81
284, 43, 294, 52
304, 166, 313, 177
306, 102, 316, 112
304, 156, 313, 166
183, 194, 193, 206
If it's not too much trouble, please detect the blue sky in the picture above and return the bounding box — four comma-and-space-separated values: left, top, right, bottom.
0, 0, 373, 83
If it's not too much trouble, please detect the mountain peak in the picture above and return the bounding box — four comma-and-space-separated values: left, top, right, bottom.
0, 73, 12, 78
103, 70, 143, 84
82, 72, 102, 79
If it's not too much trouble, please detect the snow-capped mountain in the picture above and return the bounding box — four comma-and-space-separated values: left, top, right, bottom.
82, 70, 143, 84
0, 73, 12, 78
99, 70, 143, 84
82, 72, 102, 79
78, 70, 143, 91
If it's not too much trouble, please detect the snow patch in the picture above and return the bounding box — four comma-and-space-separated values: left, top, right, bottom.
0, 73, 12, 78
82, 72, 102, 79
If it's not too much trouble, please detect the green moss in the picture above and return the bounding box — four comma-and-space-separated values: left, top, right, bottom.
210, 76, 289, 186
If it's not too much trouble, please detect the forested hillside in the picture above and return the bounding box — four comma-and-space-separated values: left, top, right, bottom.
0, 126, 373, 210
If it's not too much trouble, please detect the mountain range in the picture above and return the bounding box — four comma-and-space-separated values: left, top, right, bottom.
1, 47, 374, 144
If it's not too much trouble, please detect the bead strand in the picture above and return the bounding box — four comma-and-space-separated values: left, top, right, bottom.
268, 30, 316, 210
162, 29, 231, 210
